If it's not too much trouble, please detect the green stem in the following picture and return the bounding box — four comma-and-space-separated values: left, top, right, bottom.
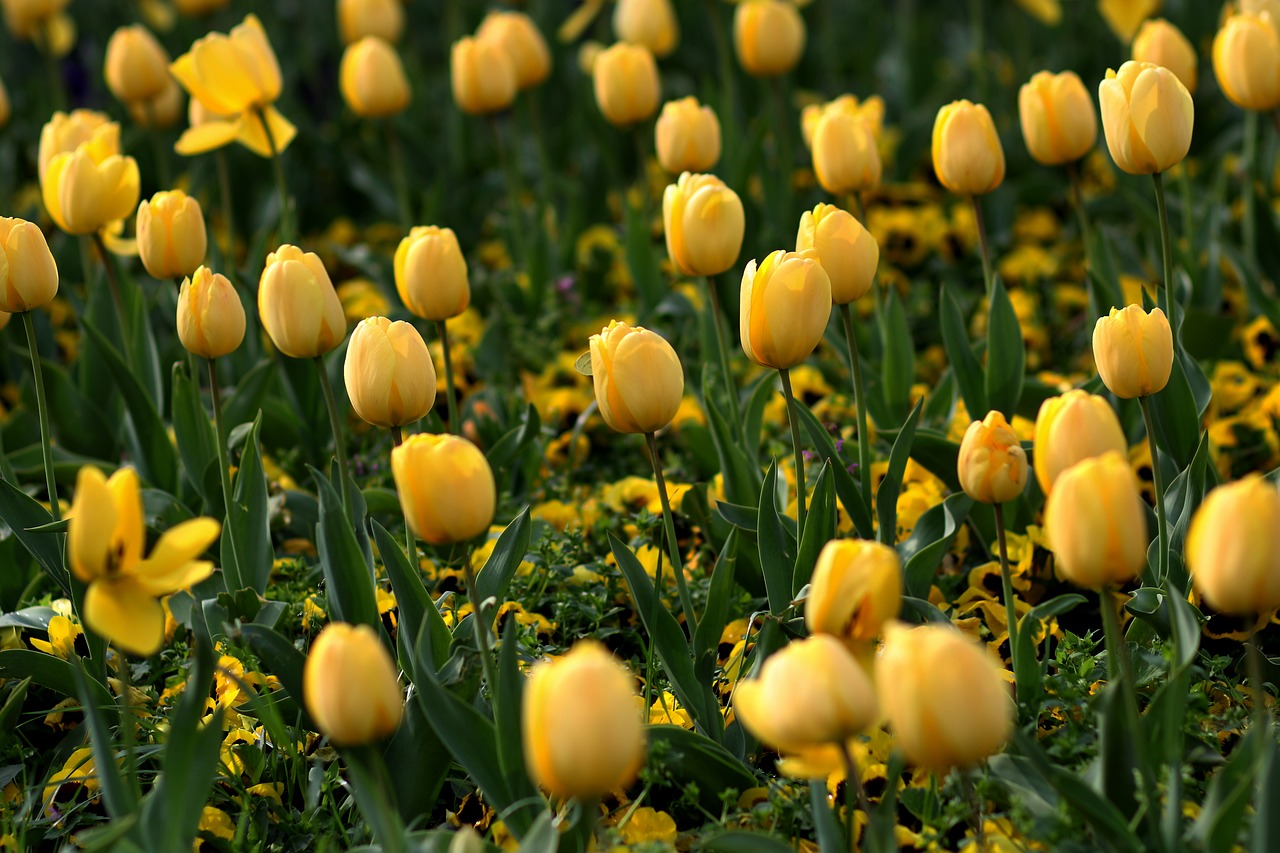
1100, 587, 1161, 827
91, 233, 130, 354
314, 356, 353, 518
462, 545, 499, 695
1243, 110, 1259, 266
703, 276, 741, 427
23, 312, 59, 521
1248, 631, 1269, 741
385, 119, 412, 231
345, 746, 408, 853
215, 150, 237, 265
260, 109, 294, 244
146, 104, 171, 189
646, 432, 698, 633
208, 358, 245, 593
993, 503, 1019, 698
770, 76, 795, 221
779, 368, 808, 536
436, 319, 459, 433
838, 303, 874, 519
1067, 161, 1092, 263
1139, 396, 1169, 583
391, 426, 416, 572
116, 656, 141, 803
838, 742, 873, 852
1152, 172, 1176, 334
972, 195, 994, 296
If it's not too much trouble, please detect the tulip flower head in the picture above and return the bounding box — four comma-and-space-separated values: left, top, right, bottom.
812, 109, 881, 195
391, 434, 495, 545
589, 320, 685, 435
1098, 61, 1193, 175
932, 100, 1005, 196
477, 11, 552, 91
337, 0, 404, 45
613, 0, 679, 58
41, 141, 141, 237
38, 110, 115, 183
104, 25, 170, 105
593, 42, 660, 127
1187, 476, 1280, 616
662, 172, 745, 277
304, 622, 404, 746
343, 316, 437, 428
734, 0, 806, 77
958, 410, 1029, 504
257, 245, 346, 358
137, 190, 208, 280
1212, 10, 1280, 112
795, 203, 878, 305
1091, 305, 1173, 399
1132, 19, 1198, 94
1018, 70, 1097, 166
739, 249, 832, 370
451, 35, 517, 116
1099, 0, 1160, 43
340, 36, 411, 118
801, 94, 885, 150
655, 97, 722, 174
1033, 389, 1127, 493
177, 266, 246, 359
394, 226, 470, 321
805, 539, 901, 644
0, 217, 60, 313
1044, 451, 1149, 590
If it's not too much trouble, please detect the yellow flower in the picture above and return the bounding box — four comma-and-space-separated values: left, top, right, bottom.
257, 244, 347, 359
1091, 305, 1173, 399
800, 94, 885, 149
451, 35, 517, 116
812, 109, 881, 195
734, 0, 806, 78
337, 0, 404, 45
1018, 70, 1097, 166
41, 142, 141, 236
617, 807, 678, 845
304, 622, 404, 746
1033, 389, 1127, 493
655, 97, 721, 174
1045, 451, 1149, 589
197, 806, 236, 841
613, 0, 679, 57
1187, 476, 1280, 616
593, 42, 661, 127
806, 539, 901, 643
1098, 0, 1161, 42
137, 189, 207, 280
177, 266, 246, 359
343, 316, 436, 428
1133, 18, 1198, 94
477, 11, 552, 91
394, 226, 470, 321
739, 248, 832, 370
1015, 0, 1061, 25
795, 203, 878, 305
932, 100, 1005, 196
662, 172, 745, 278
340, 36, 411, 119
38, 109, 115, 183
589, 320, 685, 435
104, 25, 171, 104
1098, 61, 1193, 175
957, 411, 1029, 504
1213, 10, 1280, 112
391, 434, 496, 545
30, 615, 82, 659
0, 216, 60, 313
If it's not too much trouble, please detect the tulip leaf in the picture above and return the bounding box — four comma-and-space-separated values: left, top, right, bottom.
1146, 353, 1200, 468
880, 289, 915, 422
694, 529, 740, 684
756, 460, 796, 616
1165, 432, 1215, 556
1191, 723, 1264, 853
40, 357, 119, 461
623, 197, 663, 313
239, 624, 315, 731
475, 507, 533, 608
793, 461, 834, 597
222, 359, 278, 434
1014, 593, 1087, 714
1096, 679, 1140, 821
877, 399, 923, 546
312, 466, 380, 631
1254, 740, 1280, 852
905, 429, 963, 493
0, 649, 113, 707
940, 283, 987, 419
516, 811, 559, 853
646, 726, 755, 810
703, 367, 762, 506
742, 371, 776, 456
0, 477, 69, 594
72, 662, 137, 822
231, 414, 273, 595
794, 400, 874, 539
715, 500, 759, 532
494, 622, 542, 832
810, 779, 844, 853
372, 520, 448, 662
985, 276, 1025, 420
700, 833, 799, 853
383, 690, 451, 825
900, 492, 972, 599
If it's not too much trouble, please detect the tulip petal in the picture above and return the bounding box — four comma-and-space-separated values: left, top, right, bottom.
68, 466, 117, 582
235, 106, 297, 159
84, 576, 165, 657
135, 517, 221, 594
174, 118, 241, 156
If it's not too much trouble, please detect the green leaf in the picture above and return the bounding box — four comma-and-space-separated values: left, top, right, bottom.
223, 359, 277, 432
757, 460, 796, 615
985, 276, 1025, 419
908, 430, 963, 493
475, 507, 533, 606
72, 663, 136, 819
703, 367, 761, 506
1096, 680, 1139, 820
693, 529, 740, 683
880, 289, 915, 421
715, 501, 759, 532
312, 467, 380, 630
0, 478, 69, 593
623, 197, 663, 313
699, 833, 798, 853
230, 414, 273, 594
0, 649, 113, 706
383, 691, 451, 826
1015, 594, 1087, 713
1253, 738, 1280, 853
810, 780, 843, 853
646, 726, 754, 811
741, 372, 775, 455
793, 461, 834, 596
794, 401, 874, 539
876, 400, 923, 546
516, 811, 558, 853
494, 623, 542, 832
899, 493, 972, 598
939, 284, 987, 418
372, 520, 447, 663
1147, 354, 1201, 469
0, 678, 30, 747
171, 362, 216, 503
1191, 723, 1262, 853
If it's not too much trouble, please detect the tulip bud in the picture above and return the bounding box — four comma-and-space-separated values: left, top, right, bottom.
733, 0, 806, 78
2, 0, 69, 40
1187, 476, 1280, 616
343, 316, 436, 428
812, 110, 881, 195
451, 36, 517, 116
1099, 61, 1194, 175
394, 226, 470, 321
740, 249, 832, 370
41, 145, 141, 236
337, 0, 404, 45
957, 411, 1029, 504
734, 635, 877, 751
340, 37, 411, 118
1018, 70, 1098, 166
1212, 12, 1280, 112
38, 110, 115, 184
0, 76, 9, 129
801, 94, 885, 150
1044, 451, 1149, 589
593, 42, 660, 127
0, 217, 60, 313
1033, 390, 1127, 493
257, 245, 346, 359
1133, 19, 1198, 95
932, 100, 1005, 196
522, 641, 645, 800
589, 320, 684, 435
128, 78, 185, 129
137, 190, 207, 280
391, 434, 495, 544
655, 97, 721, 174
303, 622, 404, 746
795, 204, 878, 305
177, 266, 246, 359
1091, 305, 1173, 399
805, 540, 901, 643
662, 173, 745, 278
613, 0, 679, 58
875, 623, 1012, 771
104, 25, 170, 104
477, 11, 552, 91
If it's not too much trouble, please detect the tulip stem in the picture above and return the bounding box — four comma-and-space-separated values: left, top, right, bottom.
838, 303, 874, 521
702, 276, 741, 427
116, 651, 142, 804
214, 150, 237, 264
1138, 396, 1169, 583
436, 320, 459, 433
390, 426, 416, 573
260, 109, 294, 244
385, 119, 413, 231
1067, 161, 1092, 262
314, 356, 353, 519
993, 503, 1019, 698
1247, 630, 1270, 743
838, 742, 873, 852
144, 100, 171, 188
462, 545, 500, 696
208, 358, 246, 594
91, 233, 130, 354
1152, 172, 1176, 334
1243, 110, 1259, 266
646, 432, 698, 633
779, 368, 808, 537
23, 313, 59, 521
971, 195, 994, 296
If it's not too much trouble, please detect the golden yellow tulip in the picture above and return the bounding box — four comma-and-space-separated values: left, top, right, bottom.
1015, 0, 1062, 25
1018, 70, 1097, 166
343, 316, 436, 428
42, 144, 141, 236
0, 217, 59, 313
1212, 12, 1280, 112
177, 266, 246, 359
734, 0, 806, 77
812, 110, 881, 195
800, 94, 885, 149
337, 0, 404, 45
104, 25, 170, 104
1187, 476, 1280, 616
1033, 389, 1128, 493
174, 0, 229, 15
1133, 18, 1198, 94
932, 100, 1005, 195
589, 320, 684, 435
1091, 305, 1173, 399
304, 622, 404, 746
1099, 61, 1194, 175
655, 97, 721, 174
477, 11, 552, 91
739, 249, 832, 370
451, 36, 517, 116
1099, 0, 1160, 43
662, 172, 745, 278
394, 226, 470, 321
340, 36, 411, 118
38, 109, 115, 184
137, 190, 207, 280
391, 434, 495, 545
1044, 451, 1149, 589
1, 0, 68, 40
593, 42, 660, 127
613, 0, 679, 58
257, 245, 346, 359
805, 540, 901, 643
795, 203, 878, 305
958, 411, 1029, 504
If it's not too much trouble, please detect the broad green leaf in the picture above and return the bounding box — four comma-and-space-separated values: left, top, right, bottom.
72, 664, 137, 819
699, 833, 798, 853
880, 289, 915, 421
646, 726, 754, 810
1191, 723, 1262, 853
230, 413, 272, 594
0, 479, 69, 593
703, 367, 761, 506
240, 623, 316, 731
476, 507, 533, 606
623, 197, 663, 313
900, 493, 972, 598
757, 461, 796, 615
372, 520, 447, 663
877, 400, 923, 546
1147, 354, 1201, 469
694, 529, 740, 683
793, 462, 834, 596
313, 468, 380, 631
985, 276, 1025, 419
940, 283, 987, 418
0, 649, 113, 706
810, 780, 843, 853
794, 401, 874, 539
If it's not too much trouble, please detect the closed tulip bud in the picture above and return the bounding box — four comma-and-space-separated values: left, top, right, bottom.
0, 76, 8, 128
589, 320, 684, 435
137, 190, 207, 280
875, 623, 1012, 771
1044, 451, 1149, 589
1099, 0, 1160, 43
806, 540, 901, 643
522, 641, 645, 800
740, 249, 832, 370
257, 245, 346, 358
613, 0, 679, 58
303, 623, 404, 746
340, 37, 411, 118
734, 635, 877, 751
811, 110, 881, 195
1033, 390, 1127, 493
337, 0, 404, 45
1099, 61, 1194, 175
177, 266, 246, 359
795, 204, 878, 305
477, 11, 551, 91
1187, 476, 1280, 616
391, 434, 495, 544
38, 110, 115, 184
1212, 12, 1280, 112
734, 0, 806, 78
343, 316, 436, 428
104, 25, 170, 104
655, 97, 721, 174
0, 217, 59, 313
932, 100, 1005, 195
2, 0, 68, 39
1091, 305, 1173, 399
593, 42, 660, 127
1133, 19, 1198, 94
662, 173, 745, 277
1018, 70, 1098, 166
128, 78, 185, 129
42, 145, 141, 236
958, 411, 1029, 504
451, 36, 517, 116
171, 15, 283, 116
394, 226, 470, 321
801, 94, 885, 150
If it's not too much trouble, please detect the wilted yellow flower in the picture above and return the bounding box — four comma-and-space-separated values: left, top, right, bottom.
304, 622, 403, 745
1098, 61, 1193, 175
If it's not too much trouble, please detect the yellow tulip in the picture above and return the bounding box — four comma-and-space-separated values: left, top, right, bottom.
477, 11, 552, 91
932, 100, 1005, 196
394, 226, 470, 321
104, 25, 170, 104
957, 411, 1029, 504
739, 249, 832, 370
137, 190, 208, 280
1, 0, 67, 40
42, 144, 141, 236
0, 217, 59, 313
733, 0, 806, 77
177, 266, 245, 359
812, 110, 881, 195
1212, 12, 1280, 112
1133, 18, 1198, 95
304, 622, 404, 746
1098, 0, 1160, 43
340, 37, 411, 118
1187, 476, 1280, 616
68, 465, 221, 656
593, 42, 660, 127
522, 641, 645, 800
800, 94, 885, 149
1044, 451, 1149, 589
1033, 389, 1128, 493
343, 316, 436, 428
589, 320, 684, 435
1018, 70, 1098, 166
38, 109, 115, 184
451, 36, 517, 116
795, 203, 878, 305
337, 0, 404, 45
662, 172, 745, 277
391, 434, 495, 545
805, 539, 901, 643
1099, 61, 1193, 175
613, 0, 679, 58
257, 245, 347, 359
1091, 305, 1173, 399
875, 622, 1012, 771
655, 97, 721, 174
128, 78, 185, 129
